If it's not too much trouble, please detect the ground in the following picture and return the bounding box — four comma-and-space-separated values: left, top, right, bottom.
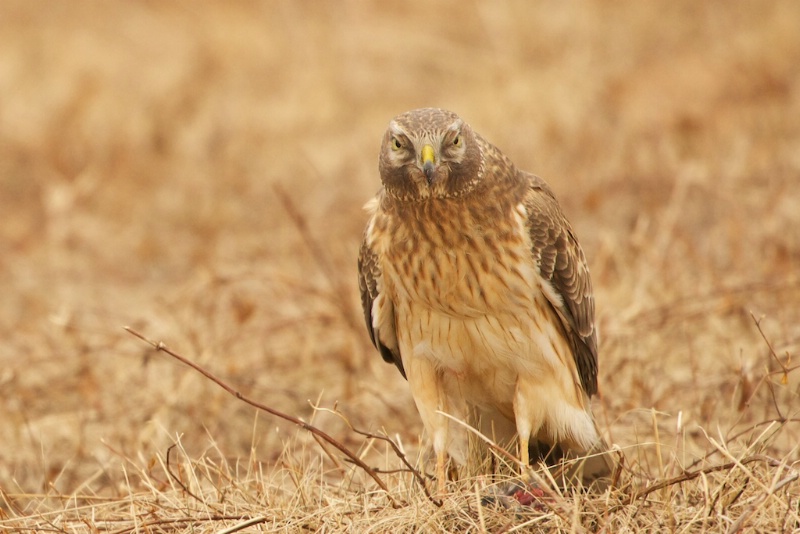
1, 1, 799, 532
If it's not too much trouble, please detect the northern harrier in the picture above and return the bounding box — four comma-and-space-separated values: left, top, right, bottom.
358, 108, 610, 492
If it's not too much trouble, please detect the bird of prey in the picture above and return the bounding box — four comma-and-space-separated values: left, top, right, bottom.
358, 108, 610, 492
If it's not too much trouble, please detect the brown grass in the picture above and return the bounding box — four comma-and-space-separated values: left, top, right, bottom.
1, 1, 799, 532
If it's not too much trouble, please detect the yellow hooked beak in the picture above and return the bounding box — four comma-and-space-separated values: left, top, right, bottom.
421, 144, 436, 184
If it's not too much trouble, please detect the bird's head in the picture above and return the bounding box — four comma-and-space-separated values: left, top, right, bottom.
378, 108, 483, 201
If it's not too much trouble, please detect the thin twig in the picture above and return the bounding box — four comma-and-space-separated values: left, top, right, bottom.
216, 515, 269, 534
629, 280, 800, 327
609, 448, 626, 492
165, 443, 208, 507
353, 428, 441, 506
123, 327, 400, 508
751, 312, 790, 378
272, 183, 359, 332
107, 515, 254, 534
317, 404, 441, 507
311, 433, 347, 476
616, 454, 796, 509
726, 471, 800, 534
685, 418, 800, 471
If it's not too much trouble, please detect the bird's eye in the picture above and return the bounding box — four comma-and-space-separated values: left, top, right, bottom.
391, 137, 403, 151
453, 135, 462, 147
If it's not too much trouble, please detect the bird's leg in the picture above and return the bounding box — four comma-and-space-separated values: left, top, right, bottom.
436, 448, 447, 496
514, 379, 544, 475
519, 434, 530, 468
404, 356, 459, 496
430, 422, 451, 496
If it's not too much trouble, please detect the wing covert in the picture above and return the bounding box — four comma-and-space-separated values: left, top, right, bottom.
358, 236, 405, 378
523, 174, 599, 396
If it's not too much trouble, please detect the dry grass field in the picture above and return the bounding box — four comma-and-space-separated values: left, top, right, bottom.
1, 1, 800, 532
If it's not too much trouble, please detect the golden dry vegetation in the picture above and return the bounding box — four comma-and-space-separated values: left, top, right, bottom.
1, 1, 800, 532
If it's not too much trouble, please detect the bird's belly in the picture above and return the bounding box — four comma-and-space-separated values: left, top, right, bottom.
397, 300, 555, 407
397, 299, 593, 450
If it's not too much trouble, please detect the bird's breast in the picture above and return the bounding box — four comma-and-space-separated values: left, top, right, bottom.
381, 201, 536, 318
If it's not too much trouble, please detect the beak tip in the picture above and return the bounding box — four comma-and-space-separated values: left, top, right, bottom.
423, 162, 435, 184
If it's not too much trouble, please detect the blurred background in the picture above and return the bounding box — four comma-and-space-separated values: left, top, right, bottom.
1, 0, 798, 499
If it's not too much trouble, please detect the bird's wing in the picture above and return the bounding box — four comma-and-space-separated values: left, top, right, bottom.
523, 173, 598, 396
358, 215, 405, 379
